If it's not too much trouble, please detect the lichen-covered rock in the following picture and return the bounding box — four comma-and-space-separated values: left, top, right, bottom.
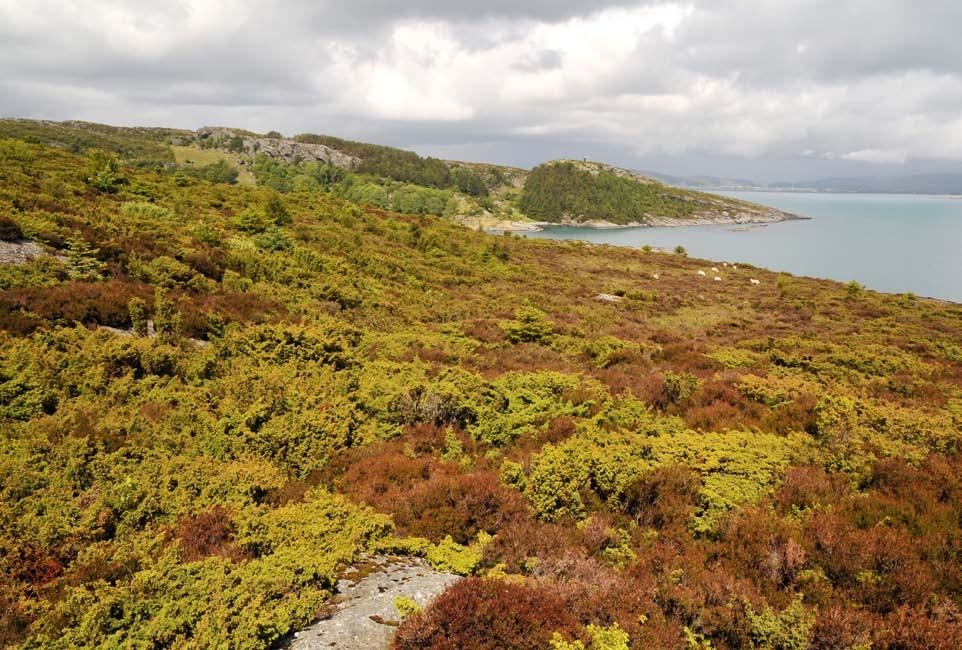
195, 127, 359, 169
0, 239, 43, 264
285, 555, 460, 650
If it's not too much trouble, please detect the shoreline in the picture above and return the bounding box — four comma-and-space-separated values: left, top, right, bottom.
483, 208, 806, 233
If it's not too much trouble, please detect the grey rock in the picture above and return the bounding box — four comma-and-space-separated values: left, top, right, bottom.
0, 239, 44, 265
282, 556, 460, 650
594, 293, 624, 303
194, 127, 359, 169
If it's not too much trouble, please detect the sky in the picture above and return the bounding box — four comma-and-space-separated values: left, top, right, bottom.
3, 1, 962, 182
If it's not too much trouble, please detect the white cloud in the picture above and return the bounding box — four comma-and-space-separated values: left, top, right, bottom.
3, 0, 962, 178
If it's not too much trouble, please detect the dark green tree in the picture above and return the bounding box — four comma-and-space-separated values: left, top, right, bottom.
86, 149, 123, 193
154, 289, 181, 345
265, 195, 290, 225
128, 297, 148, 336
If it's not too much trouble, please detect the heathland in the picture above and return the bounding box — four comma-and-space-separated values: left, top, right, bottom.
0, 121, 961, 649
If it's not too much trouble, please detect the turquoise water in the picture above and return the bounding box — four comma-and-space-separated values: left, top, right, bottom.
522, 192, 962, 303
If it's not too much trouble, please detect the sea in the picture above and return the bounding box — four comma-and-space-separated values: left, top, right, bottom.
521, 191, 962, 304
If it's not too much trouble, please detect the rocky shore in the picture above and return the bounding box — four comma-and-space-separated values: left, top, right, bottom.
485, 207, 805, 232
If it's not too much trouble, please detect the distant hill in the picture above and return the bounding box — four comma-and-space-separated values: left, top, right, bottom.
0, 119, 797, 226
769, 174, 962, 195
519, 160, 797, 226
635, 170, 762, 191
0, 118, 184, 166
640, 166, 962, 195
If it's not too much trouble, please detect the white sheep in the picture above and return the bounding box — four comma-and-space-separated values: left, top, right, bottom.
722, 262, 729, 267
750, 278, 760, 285
711, 267, 719, 273
697, 270, 706, 277
652, 274, 660, 280
714, 276, 722, 281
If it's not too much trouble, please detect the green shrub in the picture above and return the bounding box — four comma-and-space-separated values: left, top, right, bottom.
64, 237, 106, 280
154, 289, 181, 345
85, 149, 123, 193
744, 595, 815, 650
128, 297, 148, 335
0, 215, 23, 241
265, 195, 290, 225
394, 595, 421, 619
500, 306, 554, 344
663, 370, 701, 406
121, 201, 175, 221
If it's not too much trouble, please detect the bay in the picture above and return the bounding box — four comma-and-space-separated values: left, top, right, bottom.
522, 191, 962, 303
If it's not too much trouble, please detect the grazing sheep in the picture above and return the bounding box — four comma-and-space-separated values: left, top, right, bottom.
714, 276, 722, 281
750, 278, 761, 285
652, 274, 660, 280
711, 267, 719, 273
697, 270, 706, 277
722, 262, 729, 267
733, 265, 738, 270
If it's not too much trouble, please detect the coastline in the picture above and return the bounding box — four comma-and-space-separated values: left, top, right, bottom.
482, 208, 806, 233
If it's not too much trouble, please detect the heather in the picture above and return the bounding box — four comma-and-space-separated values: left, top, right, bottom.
1, 132, 961, 648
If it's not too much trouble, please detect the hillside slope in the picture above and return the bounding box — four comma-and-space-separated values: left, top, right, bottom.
0, 120, 800, 228
1, 136, 962, 648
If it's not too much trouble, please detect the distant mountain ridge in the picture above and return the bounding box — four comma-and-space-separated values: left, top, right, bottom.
768, 174, 962, 195
638, 167, 962, 195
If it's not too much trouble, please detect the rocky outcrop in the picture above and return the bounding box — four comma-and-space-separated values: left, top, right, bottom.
0, 239, 44, 265
194, 127, 359, 169
283, 556, 460, 650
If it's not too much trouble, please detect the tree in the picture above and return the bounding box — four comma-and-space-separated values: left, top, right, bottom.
265, 195, 290, 225
451, 166, 489, 197
86, 149, 122, 193
845, 280, 864, 297
197, 160, 238, 185
65, 237, 106, 280
234, 209, 268, 233
154, 289, 181, 345
128, 297, 148, 336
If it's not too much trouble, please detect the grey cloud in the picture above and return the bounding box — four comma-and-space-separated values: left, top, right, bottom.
299, 0, 648, 30
676, 1, 962, 85
3, 0, 962, 181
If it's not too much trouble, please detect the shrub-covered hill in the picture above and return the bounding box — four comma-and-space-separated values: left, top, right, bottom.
1, 136, 962, 649
1, 119, 799, 229
519, 160, 796, 225
0, 119, 185, 167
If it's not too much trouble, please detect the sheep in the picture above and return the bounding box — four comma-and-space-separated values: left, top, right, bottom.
714, 276, 722, 281
722, 262, 729, 267
697, 270, 706, 277
711, 267, 719, 273
652, 273, 660, 280
750, 278, 760, 285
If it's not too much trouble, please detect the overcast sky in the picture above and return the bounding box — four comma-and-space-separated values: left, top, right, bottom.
3, 1, 962, 181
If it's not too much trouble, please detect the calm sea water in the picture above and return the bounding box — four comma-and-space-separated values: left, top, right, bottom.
522, 191, 962, 303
